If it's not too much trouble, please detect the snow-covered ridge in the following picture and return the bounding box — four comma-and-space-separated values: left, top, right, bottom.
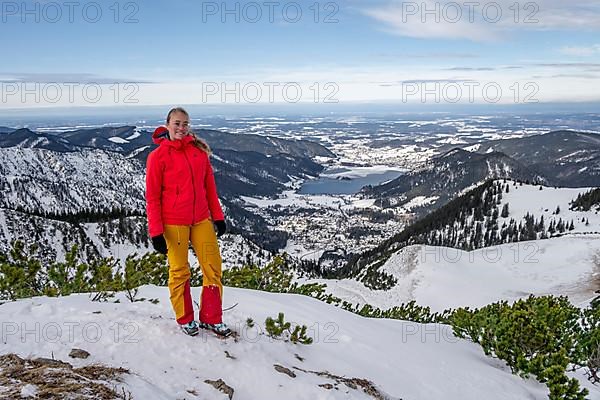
0, 285, 575, 399
0, 147, 145, 213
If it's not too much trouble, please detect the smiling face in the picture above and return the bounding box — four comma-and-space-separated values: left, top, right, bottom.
166, 110, 190, 141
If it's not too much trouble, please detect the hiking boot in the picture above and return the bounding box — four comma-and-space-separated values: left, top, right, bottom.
180, 320, 200, 336
200, 322, 232, 337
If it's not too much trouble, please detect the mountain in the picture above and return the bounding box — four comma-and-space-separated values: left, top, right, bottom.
359, 130, 600, 216
329, 180, 599, 287
0, 147, 145, 214
196, 129, 336, 158
27, 126, 336, 160
472, 130, 600, 186
0, 126, 16, 133
0, 125, 335, 256
360, 148, 543, 214
54, 125, 148, 153
0, 128, 74, 152
0, 284, 576, 399
0, 125, 332, 208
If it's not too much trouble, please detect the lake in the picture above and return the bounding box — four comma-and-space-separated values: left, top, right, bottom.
298, 168, 404, 195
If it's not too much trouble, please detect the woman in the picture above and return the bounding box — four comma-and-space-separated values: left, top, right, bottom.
145, 107, 230, 337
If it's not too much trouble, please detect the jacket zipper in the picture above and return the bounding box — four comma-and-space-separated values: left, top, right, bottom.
182, 148, 196, 224
173, 187, 180, 208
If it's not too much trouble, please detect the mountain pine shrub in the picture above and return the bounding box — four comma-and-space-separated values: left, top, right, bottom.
265, 312, 312, 344
450, 295, 588, 400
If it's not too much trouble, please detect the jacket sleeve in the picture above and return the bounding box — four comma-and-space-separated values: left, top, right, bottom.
205, 156, 225, 221
145, 151, 164, 237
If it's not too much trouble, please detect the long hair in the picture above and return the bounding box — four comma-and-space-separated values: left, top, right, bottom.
166, 107, 211, 155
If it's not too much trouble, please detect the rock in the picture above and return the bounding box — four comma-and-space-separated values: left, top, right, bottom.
32, 357, 70, 367
273, 364, 296, 378
69, 349, 90, 359
204, 378, 234, 399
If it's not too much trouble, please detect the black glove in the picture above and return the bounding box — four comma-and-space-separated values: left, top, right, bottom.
151, 235, 167, 255
214, 220, 227, 237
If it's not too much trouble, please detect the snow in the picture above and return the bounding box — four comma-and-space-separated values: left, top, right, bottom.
400, 195, 439, 211
283, 238, 325, 261
108, 136, 129, 144
0, 285, 556, 399
498, 182, 600, 236
128, 145, 150, 158
463, 143, 481, 152
125, 128, 142, 140
306, 236, 600, 312
437, 137, 468, 145
242, 191, 347, 209
19, 384, 37, 397
321, 165, 404, 179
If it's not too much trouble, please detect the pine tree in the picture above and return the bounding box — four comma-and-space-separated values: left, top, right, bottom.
557, 218, 565, 233
548, 220, 555, 235
501, 203, 509, 218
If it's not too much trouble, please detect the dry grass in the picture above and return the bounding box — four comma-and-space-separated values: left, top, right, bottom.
0, 353, 131, 399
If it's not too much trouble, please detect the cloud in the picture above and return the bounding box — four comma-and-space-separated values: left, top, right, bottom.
445, 67, 496, 71
0, 73, 152, 84
376, 79, 476, 86
559, 45, 600, 57
531, 73, 600, 79
361, 0, 600, 42
362, 1, 499, 41
374, 52, 479, 59
531, 63, 600, 68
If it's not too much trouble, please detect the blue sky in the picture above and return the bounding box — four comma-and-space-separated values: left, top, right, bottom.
2, 0, 600, 107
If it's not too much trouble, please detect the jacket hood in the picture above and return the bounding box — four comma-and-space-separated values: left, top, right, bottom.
153, 127, 196, 150
152, 126, 169, 145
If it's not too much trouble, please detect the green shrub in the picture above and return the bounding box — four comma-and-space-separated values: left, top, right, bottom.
87, 256, 123, 302
290, 325, 313, 345
265, 312, 312, 345
341, 300, 452, 324
574, 299, 600, 383
46, 245, 91, 297
0, 241, 45, 300
123, 252, 168, 302
265, 312, 290, 338
450, 295, 587, 400
223, 255, 292, 292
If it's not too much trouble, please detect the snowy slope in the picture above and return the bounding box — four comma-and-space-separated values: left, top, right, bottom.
498, 182, 600, 234
307, 235, 599, 313
0, 285, 567, 400
303, 182, 600, 312
0, 147, 146, 213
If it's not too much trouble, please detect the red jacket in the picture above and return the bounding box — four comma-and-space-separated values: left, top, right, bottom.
145, 129, 224, 237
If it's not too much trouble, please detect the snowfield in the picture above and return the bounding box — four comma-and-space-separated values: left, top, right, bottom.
306, 235, 600, 314
0, 285, 580, 400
